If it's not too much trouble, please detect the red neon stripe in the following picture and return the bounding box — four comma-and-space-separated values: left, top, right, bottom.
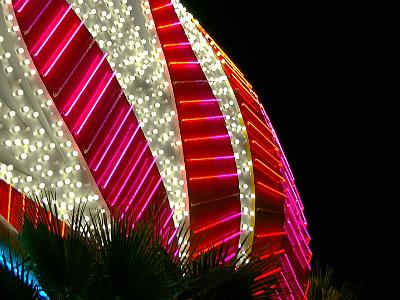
257, 181, 286, 198
189, 173, 238, 181
169, 61, 200, 65
152, 2, 173, 11
254, 267, 282, 282
163, 42, 191, 48
181, 115, 224, 122
186, 155, 234, 162
254, 159, 285, 182
157, 21, 181, 29
256, 231, 286, 238
193, 212, 241, 234
184, 134, 230, 142
7, 184, 12, 222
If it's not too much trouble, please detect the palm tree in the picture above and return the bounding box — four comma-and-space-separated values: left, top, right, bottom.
1, 190, 279, 299
308, 266, 358, 300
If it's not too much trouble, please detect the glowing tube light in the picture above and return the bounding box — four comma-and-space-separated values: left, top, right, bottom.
179, 99, 221, 104
32, 5, 72, 56
163, 42, 191, 48
247, 122, 278, 151
197, 231, 242, 255
111, 158, 149, 207
55, 40, 96, 98
75, 72, 116, 135
241, 103, 273, 135
152, 2, 173, 11
135, 177, 163, 222
15, 0, 31, 13
254, 267, 281, 282
93, 105, 133, 171
250, 140, 282, 167
157, 22, 181, 30
84, 90, 123, 153
64, 53, 107, 116
193, 212, 241, 234
257, 182, 285, 199
189, 173, 238, 181
254, 159, 285, 182
24, 0, 52, 34
186, 155, 235, 162
110, 142, 150, 204
43, 21, 84, 77
181, 115, 223, 122
169, 61, 200, 65
256, 231, 286, 239
122, 158, 157, 217
184, 134, 230, 142
102, 122, 141, 188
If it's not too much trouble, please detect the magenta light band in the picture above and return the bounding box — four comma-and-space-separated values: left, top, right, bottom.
168, 227, 178, 246
135, 177, 163, 222
54, 39, 96, 98
64, 52, 107, 116
162, 209, 174, 230
122, 158, 157, 217
279, 271, 295, 300
93, 104, 133, 171
33, 5, 72, 56
43, 21, 84, 77
24, 0, 52, 34
111, 157, 150, 207
285, 221, 310, 270
15, 0, 30, 13
102, 122, 141, 188
282, 254, 305, 298
75, 72, 117, 135
224, 252, 237, 263
110, 142, 150, 204
84, 90, 122, 154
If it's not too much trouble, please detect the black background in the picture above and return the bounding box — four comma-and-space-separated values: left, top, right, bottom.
180, 1, 376, 298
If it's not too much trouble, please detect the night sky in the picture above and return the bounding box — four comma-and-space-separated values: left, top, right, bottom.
181, 1, 373, 297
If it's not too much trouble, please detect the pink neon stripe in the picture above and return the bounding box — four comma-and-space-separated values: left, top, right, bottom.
24, 0, 52, 34
75, 72, 116, 135
93, 105, 133, 171
15, 0, 30, 13
84, 89, 123, 154
189, 173, 238, 181
181, 115, 224, 122
43, 21, 84, 77
110, 142, 149, 203
162, 209, 174, 230
135, 177, 162, 222
33, 5, 72, 56
170, 61, 200, 65
122, 158, 157, 215
55, 40, 96, 97
168, 227, 178, 245
279, 271, 296, 300
102, 123, 141, 188
64, 53, 107, 116
224, 252, 237, 263
111, 157, 149, 207
282, 254, 305, 298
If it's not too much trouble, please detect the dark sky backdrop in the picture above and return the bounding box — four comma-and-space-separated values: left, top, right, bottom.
181, 1, 373, 297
